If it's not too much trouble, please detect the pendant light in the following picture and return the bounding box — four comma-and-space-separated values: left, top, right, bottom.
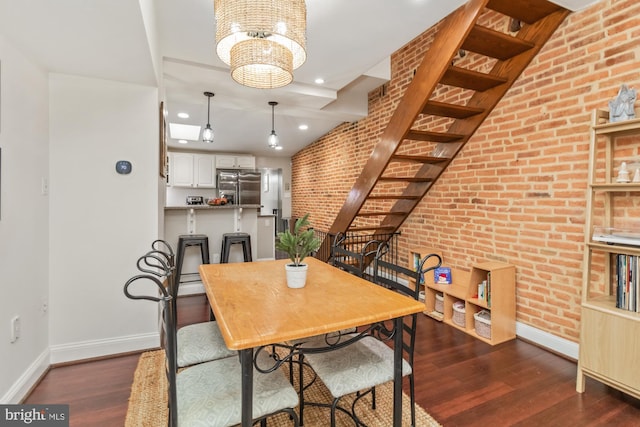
268, 101, 280, 149
202, 92, 214, 143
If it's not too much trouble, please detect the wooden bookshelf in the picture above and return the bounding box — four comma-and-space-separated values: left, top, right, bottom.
576, 108, 640, 399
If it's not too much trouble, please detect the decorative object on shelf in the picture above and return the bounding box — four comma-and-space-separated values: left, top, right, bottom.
434, 267, 452, 284
267, 101, 281, 150
608, 84, 636, 123
214, 0, 307, 89
634, 168, 640, 183
202, 92, 214, 143
275, 213, 321, 288
616, 161, 631, 183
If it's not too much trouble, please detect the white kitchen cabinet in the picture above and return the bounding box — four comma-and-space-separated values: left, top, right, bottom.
194, 155, 216, 187
169, 153, 195, 187
168, 152, 216, 188
215, 155, 255, 169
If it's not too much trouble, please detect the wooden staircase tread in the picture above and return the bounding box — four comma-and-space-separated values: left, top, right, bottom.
422, 100, 484, 119
367, 195, 421, 200
486, 0, 564, 25
347, 226, 396, 232
441, 66, 508, 92
356, 211, 409, 217
391, 154, 450, 163
378, 176, 433, 183
463, 25, 534, 60
406, 129, 466, 143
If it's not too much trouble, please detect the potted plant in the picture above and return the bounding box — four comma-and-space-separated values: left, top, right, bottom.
276, 213, 321, 288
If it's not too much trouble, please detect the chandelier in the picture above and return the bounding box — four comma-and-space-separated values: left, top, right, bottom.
214, 0, 307, 89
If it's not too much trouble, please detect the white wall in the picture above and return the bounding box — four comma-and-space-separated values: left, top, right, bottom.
48, 74, 160, 363
0, 36, 51, 403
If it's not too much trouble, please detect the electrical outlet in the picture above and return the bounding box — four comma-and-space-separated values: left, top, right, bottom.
10, 316, 20, 343
42, 298, 48, 313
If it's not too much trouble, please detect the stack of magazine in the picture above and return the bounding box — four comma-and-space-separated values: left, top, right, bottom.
615, 254, 639, 312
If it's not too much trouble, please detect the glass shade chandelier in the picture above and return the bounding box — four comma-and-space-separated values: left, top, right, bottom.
214, 0, 307, 89
268, 101, 280, 149
202, 92, 215, 143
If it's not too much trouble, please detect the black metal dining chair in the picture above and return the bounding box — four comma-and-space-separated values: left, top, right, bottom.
329, 232, 385, 280
123, 274, 299, 427
139, 240, 236, 368
300, 243, 442, 427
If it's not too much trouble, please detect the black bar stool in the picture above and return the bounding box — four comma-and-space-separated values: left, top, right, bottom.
175, 234, 210, 285
220, 232, 252, 263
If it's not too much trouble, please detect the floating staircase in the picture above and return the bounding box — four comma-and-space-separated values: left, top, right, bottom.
319, 0, 570, 260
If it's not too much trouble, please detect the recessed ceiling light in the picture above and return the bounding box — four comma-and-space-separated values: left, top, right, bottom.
298, 124, 308, 130
314, 78, 325, 84
274, 146, 283, 150
177, 112, 189, 119
178, 139, 188, 144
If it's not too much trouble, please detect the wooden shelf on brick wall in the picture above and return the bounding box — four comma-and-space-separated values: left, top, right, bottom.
409, 247, 515, 345
576, 108, 640, 400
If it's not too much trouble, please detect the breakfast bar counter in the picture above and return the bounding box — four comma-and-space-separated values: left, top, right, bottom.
164, 204, 261, 211
164, 205, 273, 293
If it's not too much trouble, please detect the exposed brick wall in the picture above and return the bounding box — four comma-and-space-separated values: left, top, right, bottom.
291, 0, 640, 342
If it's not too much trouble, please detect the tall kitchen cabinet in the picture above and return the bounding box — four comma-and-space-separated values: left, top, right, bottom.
168, 152, 216, 188
576, 109, 640, 399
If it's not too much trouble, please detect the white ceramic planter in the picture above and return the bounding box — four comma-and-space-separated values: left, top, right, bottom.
285, 263, 308, 288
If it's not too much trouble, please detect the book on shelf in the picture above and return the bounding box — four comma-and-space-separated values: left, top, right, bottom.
615, 254, 639, 312
434, 267, 451, 284
475, 272, 491, 307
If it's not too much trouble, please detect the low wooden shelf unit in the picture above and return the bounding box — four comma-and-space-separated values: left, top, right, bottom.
409, 247, 515, 345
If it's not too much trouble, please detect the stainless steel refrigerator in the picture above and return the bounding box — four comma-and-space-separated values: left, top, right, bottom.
217, 170, 261, 205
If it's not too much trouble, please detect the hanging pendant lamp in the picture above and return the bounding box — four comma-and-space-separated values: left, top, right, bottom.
268, 101, 280, 149
214, 0, 307, 89
202, 92, 215, 143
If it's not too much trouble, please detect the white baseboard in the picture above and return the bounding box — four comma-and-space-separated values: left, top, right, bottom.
1, 348, 50, 404
49, 332, 160, 364
516, 322, 578, 360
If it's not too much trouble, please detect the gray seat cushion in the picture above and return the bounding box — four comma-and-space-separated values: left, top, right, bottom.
303, 334, 411, 398
177, 321, 236, 368
177, 351, 299, 427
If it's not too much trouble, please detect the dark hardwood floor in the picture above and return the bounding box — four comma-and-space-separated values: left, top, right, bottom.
24, 294, 640, 426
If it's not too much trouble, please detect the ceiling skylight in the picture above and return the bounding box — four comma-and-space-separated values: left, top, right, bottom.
169, 123, 201, 141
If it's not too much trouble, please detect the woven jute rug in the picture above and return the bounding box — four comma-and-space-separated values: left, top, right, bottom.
125, 349, 442, 426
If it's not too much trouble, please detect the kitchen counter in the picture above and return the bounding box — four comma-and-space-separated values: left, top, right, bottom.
164, 206, 275, 295
164, 204, 261, 211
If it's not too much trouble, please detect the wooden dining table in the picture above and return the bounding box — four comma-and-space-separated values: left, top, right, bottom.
199, 257, 425, 427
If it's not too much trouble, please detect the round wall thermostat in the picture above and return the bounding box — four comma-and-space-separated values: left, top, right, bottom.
115, 160, 132, 175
